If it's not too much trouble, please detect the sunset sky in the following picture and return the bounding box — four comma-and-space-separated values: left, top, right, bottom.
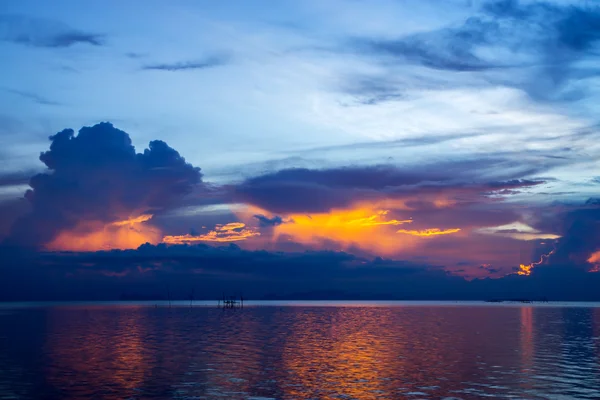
1, 0, 600, 300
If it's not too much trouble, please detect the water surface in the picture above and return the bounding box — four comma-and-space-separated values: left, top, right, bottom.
1, 301, 599, 399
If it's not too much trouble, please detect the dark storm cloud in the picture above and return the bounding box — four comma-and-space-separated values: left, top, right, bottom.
253, 214, 285, 227
347, 0, 600, 102
142, 55, 231, 71
6, 122, 202, 248
0, 198, 28, 239
2, 243, 600, 301
549, 199, 600, 267
234, 163, 544, 213
0, 15, 104, 48
0, 169, 35, 188
0, 243, 459, 301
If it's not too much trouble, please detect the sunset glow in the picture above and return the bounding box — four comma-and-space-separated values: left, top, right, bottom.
162, 222, 260, 244
270, 207, 419, 255
587, 251, 600, 272
3, 0, 600, 304
396, 228, 461, 237
517, 249, 556, 276
46, 215, 161, 252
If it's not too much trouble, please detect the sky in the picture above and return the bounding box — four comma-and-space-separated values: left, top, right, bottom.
1, 0, 600, 300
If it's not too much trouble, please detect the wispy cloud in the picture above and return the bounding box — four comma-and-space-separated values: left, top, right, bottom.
396, 228, 461, 237
162, 222, 259, 243
344, 0, 600, 102
142, 55, 231, 71
2, 88, 60, 106
0, 14, 104, 48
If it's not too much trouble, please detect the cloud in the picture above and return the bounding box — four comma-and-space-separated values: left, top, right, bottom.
347, 0, 600, 102
142, 55, 231, 71
0, 14, 104, 48
353, 19, 506, 73
396, 228, 461, 237
234, 163, 544, 214
2, 242, 600, 301
476, 221, 561, 241
6, 122, 202, 249
228, 161, 554, 275
253, 214, 285, 227
2, 87, 60, 106
163, 222, 260, 244
0, 169, 35, 188
549, 200, 600, 269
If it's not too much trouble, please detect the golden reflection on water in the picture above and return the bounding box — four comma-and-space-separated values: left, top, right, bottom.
520, 307, 534, 372
45, 307, 151, 397
27, 305, 600, 399
280, 307, 493, 398
282, 308, 393, 398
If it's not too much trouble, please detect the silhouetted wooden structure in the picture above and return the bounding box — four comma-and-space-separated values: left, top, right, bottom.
218, 293, 244, 309
485, 297, 549, 303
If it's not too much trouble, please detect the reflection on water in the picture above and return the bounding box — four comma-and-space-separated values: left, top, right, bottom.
1, 304, 600, 399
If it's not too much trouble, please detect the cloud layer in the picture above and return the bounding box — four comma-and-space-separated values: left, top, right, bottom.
2, 242, 600, 301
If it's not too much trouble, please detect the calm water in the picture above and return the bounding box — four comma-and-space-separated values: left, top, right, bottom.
1, 302, 600, 399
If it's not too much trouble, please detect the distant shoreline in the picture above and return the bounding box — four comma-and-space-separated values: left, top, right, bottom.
2, 300, 600, 308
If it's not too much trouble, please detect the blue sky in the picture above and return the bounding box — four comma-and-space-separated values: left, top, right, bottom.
2, 1, 600, 296
2, 0, 599, 189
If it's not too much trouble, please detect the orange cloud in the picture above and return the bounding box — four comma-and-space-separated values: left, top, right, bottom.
46, 215, 161, 252
587, 251, 600, 273
267, 207, 419, 256
344, 210, 412, 227
517, 248, 556, 276
396, 228, 461, 237
162, 222, 260, 244
112, 214, 153, 226
517, 263, 533, 276
588, 251, 600, 264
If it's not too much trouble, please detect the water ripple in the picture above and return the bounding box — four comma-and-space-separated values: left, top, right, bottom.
0, 305, 599, 399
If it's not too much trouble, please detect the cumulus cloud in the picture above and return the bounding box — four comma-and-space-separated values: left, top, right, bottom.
0, 14, 104, 48
6, 122, 202, 248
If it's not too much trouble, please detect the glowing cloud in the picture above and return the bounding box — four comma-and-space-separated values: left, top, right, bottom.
477, 222, 560, 241
587, 251, 600, 273
396, 228, 461, 237
588, 251, 600, 264
46, 215, 161, 251
267, 207, 418, 256
112, 214, 153, 226
344, 210, 412, 227
163, 222, 260, 244
517, 264, 533, 276
517, 249, 556, 276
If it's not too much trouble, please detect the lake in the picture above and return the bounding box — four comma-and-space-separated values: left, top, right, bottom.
1, 301, 599, 399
